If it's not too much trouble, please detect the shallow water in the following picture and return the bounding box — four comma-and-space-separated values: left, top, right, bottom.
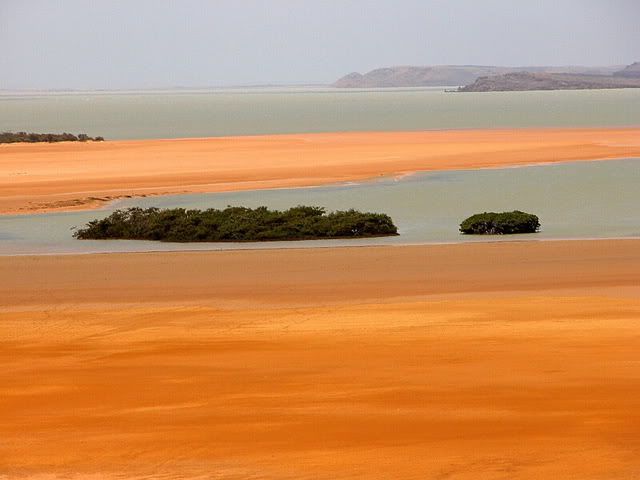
1, 159, 638, 255
2, 87, 640, 139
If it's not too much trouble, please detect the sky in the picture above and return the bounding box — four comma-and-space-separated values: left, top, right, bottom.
1, 0, 639, 90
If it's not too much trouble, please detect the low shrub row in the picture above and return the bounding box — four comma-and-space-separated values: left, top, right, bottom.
0, 131, 104, 143
74, 205, 541, 243
74, 206, 399, 242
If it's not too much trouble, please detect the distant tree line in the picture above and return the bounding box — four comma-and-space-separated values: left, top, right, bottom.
74, 206, 399, 242
0, 131, 105, 143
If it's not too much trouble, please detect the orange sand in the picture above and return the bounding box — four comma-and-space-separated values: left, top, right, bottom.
2, 240, 640, 478
2, 127, 640, 214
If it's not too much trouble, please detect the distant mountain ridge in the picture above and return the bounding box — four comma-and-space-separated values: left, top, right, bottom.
614, 62, 640, 78
458, 71, 640, 92
332, 65, 623, 88
459, 64, 640, 92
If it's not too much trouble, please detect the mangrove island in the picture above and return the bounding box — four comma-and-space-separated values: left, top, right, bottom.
460, 211, 540, 235
74, 206, 399, 242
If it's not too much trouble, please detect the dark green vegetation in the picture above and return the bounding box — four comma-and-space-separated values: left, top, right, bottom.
0, 132, 104, 143
460, 211, 540, 235
74, 206, 399, 242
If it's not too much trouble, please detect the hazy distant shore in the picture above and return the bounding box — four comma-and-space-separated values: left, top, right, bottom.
332, 64, 626, 88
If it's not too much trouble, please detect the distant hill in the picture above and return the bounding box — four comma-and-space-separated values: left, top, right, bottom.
332, 65, 623, 88
458, 70, 640, 92
614, 62, 640, 78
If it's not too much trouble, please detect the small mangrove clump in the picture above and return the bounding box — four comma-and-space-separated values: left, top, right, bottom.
0, 131, 104, 143
459, 211, 540, 235
74, 206, 399, 242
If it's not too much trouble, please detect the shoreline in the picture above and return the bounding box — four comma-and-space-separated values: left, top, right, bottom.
2, 127, 640, 215
4, 238, 639, 308
2, 234, 640, 258
4, 153, 636, 220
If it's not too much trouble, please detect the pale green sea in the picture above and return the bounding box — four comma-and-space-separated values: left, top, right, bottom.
1, 87, 639, 139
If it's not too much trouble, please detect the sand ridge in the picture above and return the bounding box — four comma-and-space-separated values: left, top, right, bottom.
3, 240, 640, 308
2, 127, 640, 214
2, 240, 640, 478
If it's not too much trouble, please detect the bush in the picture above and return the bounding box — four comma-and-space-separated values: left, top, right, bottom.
0, 131, 105, 143
74, 206, 399, 242
459, 211, 540, 234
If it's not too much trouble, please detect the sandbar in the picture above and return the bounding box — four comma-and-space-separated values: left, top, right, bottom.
2, 127, 640, 214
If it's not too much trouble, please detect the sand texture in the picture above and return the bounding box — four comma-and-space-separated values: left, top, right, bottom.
2, 240, 640, 479
2, 127, 640, 214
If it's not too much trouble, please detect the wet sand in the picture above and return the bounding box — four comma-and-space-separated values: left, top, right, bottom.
2, 127, 640, 214
2, 240, 640, 479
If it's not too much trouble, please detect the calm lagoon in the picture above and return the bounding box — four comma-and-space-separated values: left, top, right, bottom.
1, 158, 638, 255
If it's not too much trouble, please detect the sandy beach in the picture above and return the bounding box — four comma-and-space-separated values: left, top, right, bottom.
2, 240, 640, 479
2, 127, 640, 214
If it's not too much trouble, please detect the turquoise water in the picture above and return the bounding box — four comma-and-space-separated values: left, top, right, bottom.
1, 87, 640, 139
1, 159, 638, 255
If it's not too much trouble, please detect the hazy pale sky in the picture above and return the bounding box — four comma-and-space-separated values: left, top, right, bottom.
1, 0, 638, 89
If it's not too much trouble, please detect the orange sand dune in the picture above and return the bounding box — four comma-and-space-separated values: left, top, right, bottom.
2, 127, 640, 214
2, 240, 640, 479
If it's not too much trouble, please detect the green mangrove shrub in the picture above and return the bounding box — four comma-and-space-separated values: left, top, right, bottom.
459, 211, 540, 235
74, 205, 399, 242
